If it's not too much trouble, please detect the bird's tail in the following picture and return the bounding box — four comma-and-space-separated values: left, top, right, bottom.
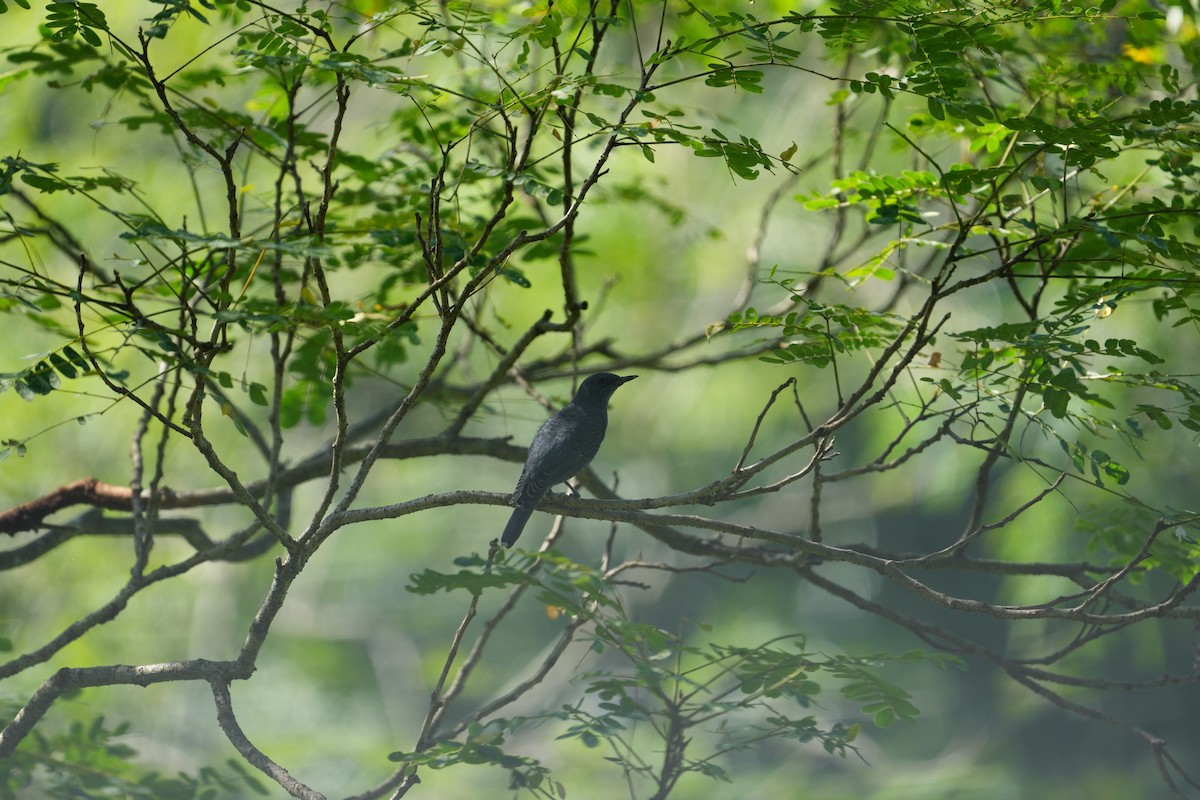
501, 504, 536, 548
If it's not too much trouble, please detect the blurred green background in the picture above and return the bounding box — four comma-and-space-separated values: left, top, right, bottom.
0, 2, 1197, 798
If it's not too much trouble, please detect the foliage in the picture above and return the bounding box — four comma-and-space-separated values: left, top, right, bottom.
0, 704, 268, 799
0, 0, 1198, 798
404, 555, 957, 795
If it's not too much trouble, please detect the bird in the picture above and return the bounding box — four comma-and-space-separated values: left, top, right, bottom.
500, 372, 637, 547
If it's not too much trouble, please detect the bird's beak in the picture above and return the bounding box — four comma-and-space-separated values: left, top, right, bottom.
618, 375, 638, 384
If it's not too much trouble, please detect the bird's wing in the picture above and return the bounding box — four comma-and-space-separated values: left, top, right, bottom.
513, 406, 605, 506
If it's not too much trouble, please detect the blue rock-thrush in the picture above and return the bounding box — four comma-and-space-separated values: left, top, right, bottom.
501, 373, 637, 547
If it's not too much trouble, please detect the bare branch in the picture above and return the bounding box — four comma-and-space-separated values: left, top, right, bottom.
210, 680, 327, 800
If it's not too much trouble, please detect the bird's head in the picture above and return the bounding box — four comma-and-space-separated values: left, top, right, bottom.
572, 372, 637, 406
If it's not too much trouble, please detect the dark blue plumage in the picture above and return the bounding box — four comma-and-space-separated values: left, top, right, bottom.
501, 373, 636, 547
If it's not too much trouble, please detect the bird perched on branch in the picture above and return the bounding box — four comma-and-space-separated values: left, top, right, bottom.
500, 372, 637, 548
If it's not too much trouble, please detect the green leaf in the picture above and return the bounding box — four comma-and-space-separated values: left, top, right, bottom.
47, 351, 77, 379
1043, 387, 1069, 418
500, 265, 531, 288
1103, 460, 1130, 485
247, 382, 269, 406
407, 563, 522, 596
